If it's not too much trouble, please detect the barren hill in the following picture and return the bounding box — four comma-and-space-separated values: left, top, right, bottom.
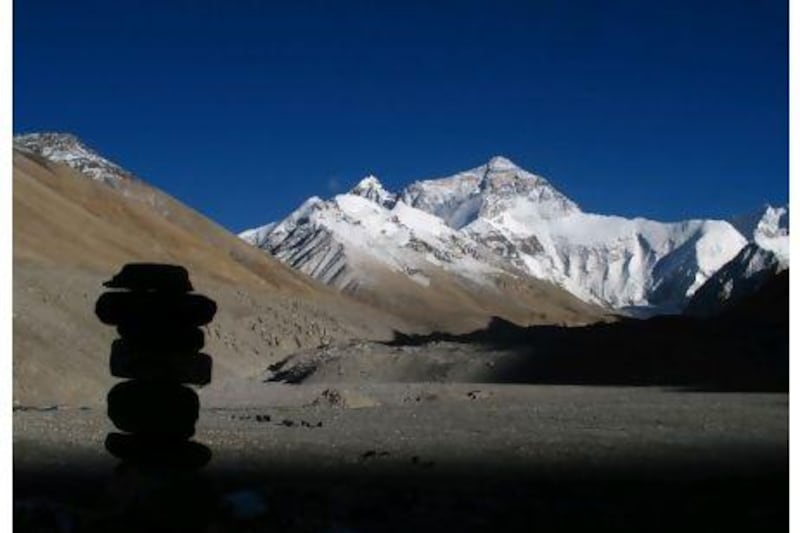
13, 147, 402, 406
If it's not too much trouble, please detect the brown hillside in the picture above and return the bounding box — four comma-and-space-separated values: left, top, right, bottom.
13, 149, 402, 406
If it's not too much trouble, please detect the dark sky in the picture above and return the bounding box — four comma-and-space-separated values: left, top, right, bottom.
14, 0, 788, 231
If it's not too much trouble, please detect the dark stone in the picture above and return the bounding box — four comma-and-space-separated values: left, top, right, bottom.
116, 325, 205, 353
103, 263, 193, 293
96, 292, 217, 327
105, 432, 211, 468
107, 381, 199, 439
110, 341, 212, 385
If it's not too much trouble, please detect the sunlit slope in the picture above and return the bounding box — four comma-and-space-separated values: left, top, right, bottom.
15, 149, 338, 292
13, 149, 399, 405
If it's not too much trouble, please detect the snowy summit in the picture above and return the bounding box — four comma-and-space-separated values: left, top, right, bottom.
349, 175, 397, 209
239, 155, 786, 315
14, 132, 137, 188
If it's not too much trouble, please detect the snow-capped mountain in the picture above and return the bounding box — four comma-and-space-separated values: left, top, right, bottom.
350, 175, 397, 209
682, 205, 790, 317
14, 132, 137, 188
244, 156, 761, 314
396, 157, 749, 311
400, 156, 579, 228
242, 184, 512, 291
729, 204, 789, 261
13, 132, 602, 329
241, 168, 606, 327
16, 131, 780, 321
684, 243, 788, 317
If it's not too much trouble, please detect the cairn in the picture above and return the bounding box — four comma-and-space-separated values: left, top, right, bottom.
96, 263, 216, 468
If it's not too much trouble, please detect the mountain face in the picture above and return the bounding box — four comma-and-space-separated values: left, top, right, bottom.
684, 243, 788, 318
400, 156, 580, 228
243, 156, 766, 314
681, 204, 791, 318
241, 175, 605, 328
350, 175, 397, 208
248, 191, 510, 290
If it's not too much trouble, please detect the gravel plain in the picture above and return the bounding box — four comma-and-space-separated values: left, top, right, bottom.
14, 383, 788, 532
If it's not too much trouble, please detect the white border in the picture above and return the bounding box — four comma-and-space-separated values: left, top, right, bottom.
789, 0, 797, 525
2, 0, 12, 527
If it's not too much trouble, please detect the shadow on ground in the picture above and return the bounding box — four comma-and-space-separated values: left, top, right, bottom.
386, 271, 789, 393
14, 453, 788, 532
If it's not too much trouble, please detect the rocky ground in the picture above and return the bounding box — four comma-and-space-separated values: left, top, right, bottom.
13, 260, 400, 407
14, 383, 788, 532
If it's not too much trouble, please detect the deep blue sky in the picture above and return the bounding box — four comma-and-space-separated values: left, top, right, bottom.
15, 0, 787, 231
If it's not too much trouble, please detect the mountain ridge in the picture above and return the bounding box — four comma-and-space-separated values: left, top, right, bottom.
243, 155, 779, 314
15, 132, 784, 322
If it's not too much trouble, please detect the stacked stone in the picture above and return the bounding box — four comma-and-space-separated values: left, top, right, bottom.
96, 264, 216, 468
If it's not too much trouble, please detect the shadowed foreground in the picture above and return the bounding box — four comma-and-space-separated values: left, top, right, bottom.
14, 267, 789, 531
14, 385, 787, 532
381, 271, 789, 393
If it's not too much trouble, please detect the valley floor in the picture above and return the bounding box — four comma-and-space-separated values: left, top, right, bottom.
14, 384, 787, 532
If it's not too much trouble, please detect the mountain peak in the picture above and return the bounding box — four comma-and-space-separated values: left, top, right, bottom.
15, 132, 88, 156
15, 131, 81, 145
352, 174, 384, 190
729, 204, 789, 241
349, 175, 397, 208
486, 155, 519, 171
14, 131, 135, 187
